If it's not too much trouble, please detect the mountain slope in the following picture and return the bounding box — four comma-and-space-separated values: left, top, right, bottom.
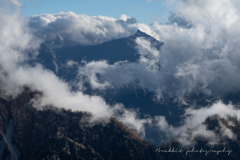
53, 30, 163, 65
0, 89, 163, 160
31, 30, 163, 80
1, 89, 240, 160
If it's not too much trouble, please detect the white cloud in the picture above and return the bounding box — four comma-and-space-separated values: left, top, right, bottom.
0, 2, 42, 95
150, 0, 240, 98
155, 101, 239, 146
28, 12, 159, 48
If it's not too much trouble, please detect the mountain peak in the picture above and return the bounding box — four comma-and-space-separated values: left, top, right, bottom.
131, 29, 149, 38
135, 29, 147, 35
130, 30, 161, 44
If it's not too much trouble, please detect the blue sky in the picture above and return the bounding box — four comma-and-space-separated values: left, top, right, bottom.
21, 0, 176, 26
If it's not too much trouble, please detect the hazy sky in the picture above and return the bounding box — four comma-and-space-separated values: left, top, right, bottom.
21, 0, 176, 25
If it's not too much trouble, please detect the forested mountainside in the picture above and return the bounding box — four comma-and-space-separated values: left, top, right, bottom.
1, 89, 240, 160
0, 89, 162, 160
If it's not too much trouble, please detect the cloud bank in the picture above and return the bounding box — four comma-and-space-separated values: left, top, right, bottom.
152, 0, 240, 98
28, 12, 159, 48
